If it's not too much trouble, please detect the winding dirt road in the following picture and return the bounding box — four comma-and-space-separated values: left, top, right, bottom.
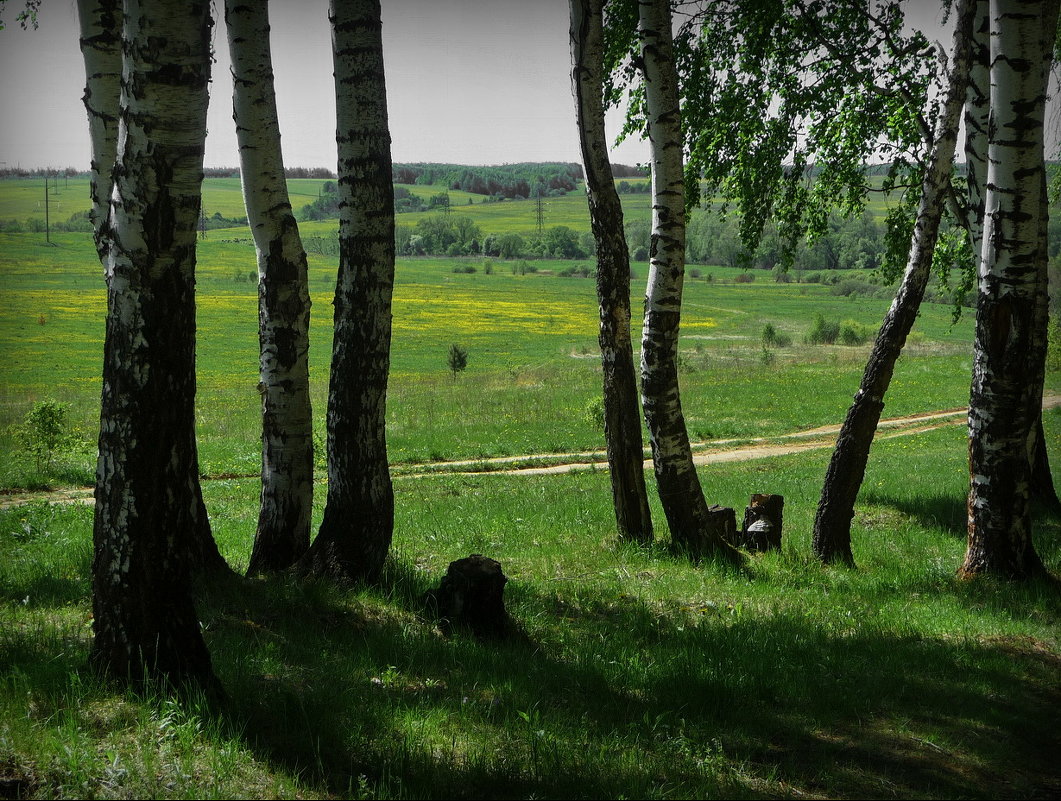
2, 393, 1058, 509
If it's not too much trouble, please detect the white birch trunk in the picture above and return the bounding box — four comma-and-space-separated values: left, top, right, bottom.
225, 0, 314, 575
300, 0, 395, 584
962, 0, 1059, 578
90, 0, 219, 690
964, 0, 991, 259
76, 0, 121, 259
811, 0, 975, 565
637, 0, 739, 562
570, 0, 653, 544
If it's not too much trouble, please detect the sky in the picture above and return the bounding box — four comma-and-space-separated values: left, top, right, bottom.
0, 0, 650, 171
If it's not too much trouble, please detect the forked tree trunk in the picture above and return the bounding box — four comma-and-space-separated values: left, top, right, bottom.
76, 0, 121, 260
89, 0, 220, 691
637, 0, 740, 563
811, 0, 975, 565
961, 0, 1059, 579
299, 0, 395, 584
570, 0, 653, 544
226, 0, 314, 575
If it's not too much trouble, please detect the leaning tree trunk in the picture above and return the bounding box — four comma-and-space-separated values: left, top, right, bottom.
570, 0, 653, 545
76, 0, 121, 260
299, 0, 395, 584
810, 0, 975, 565
637, 0, 740, 563
89, 0, 220, 691
961, 0, 1059, 579
226, 0, 314, 575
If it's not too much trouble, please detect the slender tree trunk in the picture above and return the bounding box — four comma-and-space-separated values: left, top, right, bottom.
89, 0, 220, 691
637, 0, 740, 563
76, 0, 121, 260
570, 0, 653, 544
961, 0, 1059, 579
811, 0, 976, 565
299, 0, 394, 584
226, 0, 314, 575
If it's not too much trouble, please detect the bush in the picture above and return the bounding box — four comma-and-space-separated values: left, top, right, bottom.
689, 268, 702, 279
12, 400, 79, 472
584, 396, 606, 431
838, 319, 872, 345
803, 271, 821, 284
446, 343, 468, 379
806, 313, 840, 345
452, 264, 477, 274
483, 260, 494, 275
761, 323, 792, 348
734, 272, 755, 284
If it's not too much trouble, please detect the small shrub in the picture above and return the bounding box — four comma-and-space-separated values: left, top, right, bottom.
734, 272, 755, 284
761, 323, 792, 348
446, 343, 468, 379
1048, 321, 1061, 372
452, 264, 477, 274
803, 271, 821, 283
483, 260, 494, 275
759, 345, 776, 366
12, 400, 79, 472
689, 268, 702, 279
838, 319, 872, 345
806, 313, 840, 345
584, 396, 606, 431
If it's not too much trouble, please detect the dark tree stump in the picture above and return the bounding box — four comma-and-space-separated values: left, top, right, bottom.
738, 494, 784, 551
424, 554, 510, 639
678, 505, 738, 560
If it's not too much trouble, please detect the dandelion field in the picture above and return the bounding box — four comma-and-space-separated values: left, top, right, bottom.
1, 175, 1060, 799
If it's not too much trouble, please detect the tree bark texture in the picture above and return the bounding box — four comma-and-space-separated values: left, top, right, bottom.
77, 0, 121, 260
299, 0, 395, 584
89, 0, 219, 690
811, 0, 975, 565
226, 0, 314, 575
570, 0, 653, 545
963, 0, 1057, 510
637, 0, 740, 563
962, 0, 1059, 579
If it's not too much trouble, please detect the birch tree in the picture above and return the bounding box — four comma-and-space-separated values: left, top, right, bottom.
76, 0, 120, 259
89, 0, 220, 690
225, 0, 314, 575
811, 0, 977, 564
961, 0, 1060, 578
299, 0, 395, 584
637, 0, 740, 562
570, 0, 653, 545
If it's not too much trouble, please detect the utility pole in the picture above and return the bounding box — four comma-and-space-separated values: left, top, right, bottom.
44, 172, 50, 244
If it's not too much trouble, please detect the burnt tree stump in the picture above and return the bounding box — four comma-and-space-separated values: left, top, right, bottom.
738, 494, 784, 551
424, 554, 510, 639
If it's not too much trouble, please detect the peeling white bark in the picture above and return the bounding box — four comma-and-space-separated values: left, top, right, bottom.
570, 0, 653, 544
90, 0, 219, 687
963, 0, 1059, 578
301, 0, 395, 583
636, 0, 739, 561
77, 0, 121, 258
226, 0, 314, 574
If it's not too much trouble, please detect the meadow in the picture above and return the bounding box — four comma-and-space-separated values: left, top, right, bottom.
0, 175, 1059, 799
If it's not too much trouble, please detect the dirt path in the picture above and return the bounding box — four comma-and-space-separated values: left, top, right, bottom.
2, 394, 1058, 508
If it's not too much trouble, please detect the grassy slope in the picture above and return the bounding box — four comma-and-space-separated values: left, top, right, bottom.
1, 176, 1059, 799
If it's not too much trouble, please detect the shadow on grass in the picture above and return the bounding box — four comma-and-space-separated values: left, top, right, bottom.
174, 557, 1061, 800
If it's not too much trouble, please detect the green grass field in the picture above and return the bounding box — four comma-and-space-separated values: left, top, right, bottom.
1, 174, 1059, 799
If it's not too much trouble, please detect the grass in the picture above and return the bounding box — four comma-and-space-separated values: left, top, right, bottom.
1, 419, 1059, 798
1, 176, 1060, 798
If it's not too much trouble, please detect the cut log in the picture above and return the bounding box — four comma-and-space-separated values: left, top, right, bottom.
424, 554, 510, 639
738, 494, 784, 551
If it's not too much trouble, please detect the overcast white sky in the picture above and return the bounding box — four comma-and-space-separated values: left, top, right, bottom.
0, 0, 653, 170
